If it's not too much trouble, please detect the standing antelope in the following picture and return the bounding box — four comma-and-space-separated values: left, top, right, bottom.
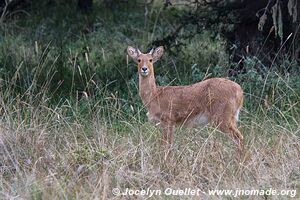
127, 46, 244, 152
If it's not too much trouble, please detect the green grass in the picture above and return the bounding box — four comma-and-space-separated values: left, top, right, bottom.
0, 0, 299, 199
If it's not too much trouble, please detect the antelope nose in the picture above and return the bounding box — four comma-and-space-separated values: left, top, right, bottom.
142, 67, 147, 72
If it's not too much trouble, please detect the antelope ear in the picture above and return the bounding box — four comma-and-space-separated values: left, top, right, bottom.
127, 46, 139, 63
152, 46, 164, 63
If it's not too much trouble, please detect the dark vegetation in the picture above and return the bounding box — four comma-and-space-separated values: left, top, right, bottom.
0, 0, 298, 110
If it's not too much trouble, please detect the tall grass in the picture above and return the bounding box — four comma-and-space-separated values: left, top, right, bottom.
0, 42, 299, 198
0, 76, 299, 199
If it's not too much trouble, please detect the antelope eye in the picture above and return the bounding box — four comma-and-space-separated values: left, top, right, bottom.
137, 59, 141, 63
149, 59, 153, 63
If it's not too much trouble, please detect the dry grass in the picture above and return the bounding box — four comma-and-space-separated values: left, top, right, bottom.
0, 96, 299, 200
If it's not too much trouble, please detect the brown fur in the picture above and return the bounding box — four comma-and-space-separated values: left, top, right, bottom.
127, 46, 244, 153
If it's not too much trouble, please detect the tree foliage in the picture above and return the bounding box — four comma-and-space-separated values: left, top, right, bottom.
158, 0, 299, 70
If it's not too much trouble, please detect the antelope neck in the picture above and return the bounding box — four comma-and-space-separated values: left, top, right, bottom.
139, 73, 157, 106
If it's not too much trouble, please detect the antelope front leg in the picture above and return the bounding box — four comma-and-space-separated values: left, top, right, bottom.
161, 124, 174, 146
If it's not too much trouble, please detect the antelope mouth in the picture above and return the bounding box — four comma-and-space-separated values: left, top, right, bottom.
140, 70, 149, 76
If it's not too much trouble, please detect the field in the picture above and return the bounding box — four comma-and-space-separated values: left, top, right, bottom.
0, 1, 299, 199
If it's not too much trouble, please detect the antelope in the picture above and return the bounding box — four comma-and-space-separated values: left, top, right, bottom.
127, 46, 244, 153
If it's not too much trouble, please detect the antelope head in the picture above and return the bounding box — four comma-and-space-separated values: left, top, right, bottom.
127, 46, 164, 77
